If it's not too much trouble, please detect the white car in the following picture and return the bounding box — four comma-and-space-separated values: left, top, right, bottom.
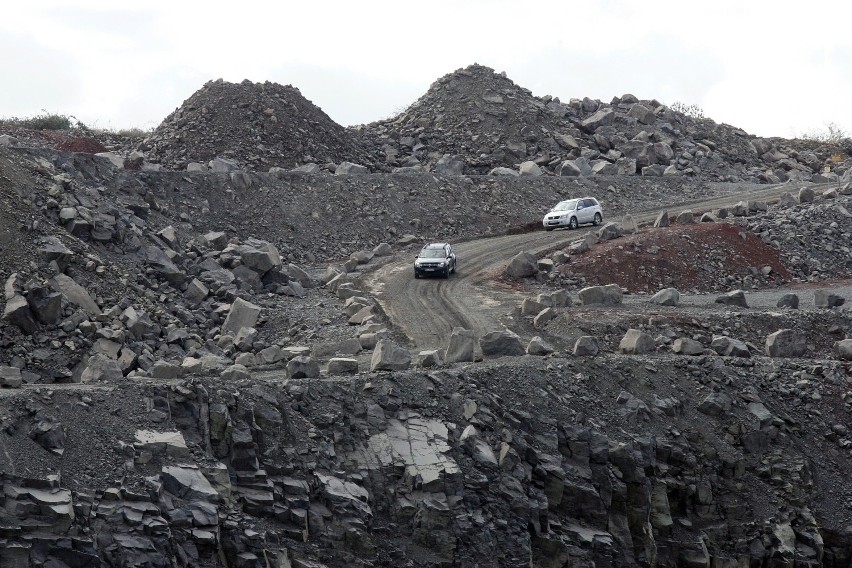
542, 197, 603, 231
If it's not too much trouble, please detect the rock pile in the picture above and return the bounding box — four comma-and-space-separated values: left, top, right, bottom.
358, 63, 851, 181
142, 78, 375, 171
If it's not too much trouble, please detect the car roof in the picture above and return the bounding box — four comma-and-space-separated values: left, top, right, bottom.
423, 243, 450, 248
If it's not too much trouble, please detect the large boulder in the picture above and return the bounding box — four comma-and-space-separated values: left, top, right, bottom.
370, 340, 412, 371
221, 298, 262, 335
715, 290, 748, 308
578, 284, 623, 306
619, 329, 655, 354
445, 328, 478, 363
814, 289, 845, 308
480, 330, 526, 357
711, 335, 751, 357
433, 154, 465, 176
0, 366, 23, 388
835, 339, 852, 360
596, 222, 623, 241
765, 329, 807, 358
80, 354, 123, 382
3, 294, 38, 334
650, 288, 679, 306
335, 161, 368, 175
505, 252, 538, 278
573, 336, 599, 357
287, 356, 321, 379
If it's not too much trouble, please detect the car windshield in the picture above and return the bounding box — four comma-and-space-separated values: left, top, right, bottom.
419, 249, 446, 259
552, 200, 578, 212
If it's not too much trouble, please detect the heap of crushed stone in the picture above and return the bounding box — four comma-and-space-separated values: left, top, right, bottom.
142, 78, 375, 171
357, 63, 851, 181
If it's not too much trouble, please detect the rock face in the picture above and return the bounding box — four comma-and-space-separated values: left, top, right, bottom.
1, 62, 852, 568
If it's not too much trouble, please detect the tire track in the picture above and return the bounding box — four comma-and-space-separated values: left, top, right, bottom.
366, 181, 845, 351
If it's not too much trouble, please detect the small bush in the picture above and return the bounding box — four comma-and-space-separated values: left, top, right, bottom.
794, 122, 849, 144
0, 111, 85, 131
669, 101, 705, 120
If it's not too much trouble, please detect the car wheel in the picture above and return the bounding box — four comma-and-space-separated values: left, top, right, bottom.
414, 271, 420, 279
545, 227, 554, 231
451, 261, 456, 274
569, 217, 578, 230
444, 266, 450, 278
593, 213, 602, 226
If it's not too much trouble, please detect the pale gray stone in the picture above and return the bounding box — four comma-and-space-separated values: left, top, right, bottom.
619, 329, 655, 354
765, 329, 807, 358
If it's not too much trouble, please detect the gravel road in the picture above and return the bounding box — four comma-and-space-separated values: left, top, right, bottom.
366, 181, 848, 350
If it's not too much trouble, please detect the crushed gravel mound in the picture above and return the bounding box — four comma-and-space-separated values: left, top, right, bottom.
142, 78, 375, 171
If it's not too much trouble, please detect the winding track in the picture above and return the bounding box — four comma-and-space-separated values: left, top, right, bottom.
365, 181, 846, 351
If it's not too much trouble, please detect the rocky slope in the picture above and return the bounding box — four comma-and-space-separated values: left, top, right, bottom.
0, 62, 851, 566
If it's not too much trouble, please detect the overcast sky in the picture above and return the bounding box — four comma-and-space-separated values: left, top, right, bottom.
2, 1, 851, 139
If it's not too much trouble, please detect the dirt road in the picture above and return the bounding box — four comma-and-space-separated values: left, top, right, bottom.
365, 180, 846, 351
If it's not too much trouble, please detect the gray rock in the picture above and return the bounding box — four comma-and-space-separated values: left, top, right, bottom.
650, 288, 679, 306
373, 242, 392, 256
161, 465, 219, 501
417, 349, 444, 368
711, 335, 751, 357
654, 210, 670, 228
433, 154, 465, 176
335, 161, 369, 175
291, 163, 321, 173
0, 366, 23, 388
622, 214, 638, 234
505, 251, 537, 278
596, 222, 623, 241
221, 364, 251, 381
234, 327, 258, 352
81, 354, 123, 382
533, 307, 557, 327
580, 108, 614, 132
776, 293, 799, 309
25, 287, 61, 324
765, 329, 807, 358
489, 166, 520, 177
798, 187, 815, 203
675, 210, 694, 224
573, 336, 599, 357
149, 361, 183, 379
287, 356, 321, 378
327, 358, 358, 375
239, 239, 281, 274
519, 161, 543, 176
445, 328, 478, 363
673, 338, 703, 355
619, 329, 655, 354
480, 330, 526, 357
221, 298, 261, 335
3, 294, 37, 334
527, 336, 555, 356
185, 278, 209, 304
371, 340, 412, 371
50, 274, 102, 314
578, 284, 623, 306
209, 157, 238, 173
521, 298, 547, 316
814, 289, 845, 308
144, 246, 185, 284
698, 391, 732, 417
715, 289, 748, 308
835, 339, 852, 360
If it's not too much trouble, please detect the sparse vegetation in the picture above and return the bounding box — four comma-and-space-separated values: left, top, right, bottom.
0, 111, 86, 131
669, 101, 705, 119
793, 122, 850, 144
